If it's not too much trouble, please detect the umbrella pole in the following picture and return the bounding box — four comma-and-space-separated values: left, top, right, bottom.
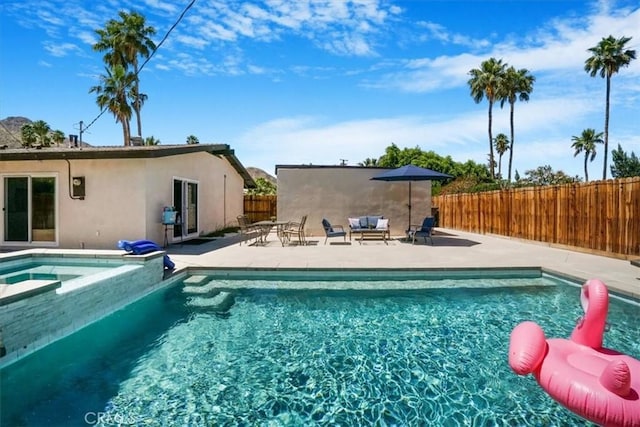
408, 181, 412, 233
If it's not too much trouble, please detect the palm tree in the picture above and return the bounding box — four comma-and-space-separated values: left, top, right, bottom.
468, 57, 507, 179
498, 66, 535, 182
51, 130, 66, 147
571, 128, 603, 182
186, 135, 199, 145
31, 120, 51, 147
89, 65, 134, 145
493, 133, 510, 179
358, 158, 378, 166
93, 11, 156, 139
584, 35, 636, 180
20, 123, 37, 148
144, 136, 160, 145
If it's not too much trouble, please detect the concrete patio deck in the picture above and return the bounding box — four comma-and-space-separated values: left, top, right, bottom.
166, 228, 640, 300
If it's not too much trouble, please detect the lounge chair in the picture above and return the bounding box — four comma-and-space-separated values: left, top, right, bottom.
282, 214, 307, 246
321, 218, 347, 244
408, 217, 435, 245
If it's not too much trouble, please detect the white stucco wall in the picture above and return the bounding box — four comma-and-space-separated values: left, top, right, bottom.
1, 152, 245, 249
276, 166, 431, 239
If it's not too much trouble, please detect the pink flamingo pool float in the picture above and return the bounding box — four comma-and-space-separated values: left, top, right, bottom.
508, 279, 640, 427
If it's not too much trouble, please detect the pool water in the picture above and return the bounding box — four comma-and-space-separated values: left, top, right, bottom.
2, 275, 638, 426
0, 262, 116, 285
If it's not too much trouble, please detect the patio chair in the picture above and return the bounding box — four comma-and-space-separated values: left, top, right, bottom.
236, 215, 261, 245
408, 217, 435, 245
321, 218, 347, 245
282, 214, 307, 246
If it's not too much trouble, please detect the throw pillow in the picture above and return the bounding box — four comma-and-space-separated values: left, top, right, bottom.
376, 218, 389, 230
348, 218, 361, 229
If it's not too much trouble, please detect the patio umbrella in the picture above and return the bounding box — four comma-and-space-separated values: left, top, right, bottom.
371, 165, 452, 232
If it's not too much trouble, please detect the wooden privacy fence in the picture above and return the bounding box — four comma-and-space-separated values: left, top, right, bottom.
243, 195, 277, 222
433, 177, 640, 257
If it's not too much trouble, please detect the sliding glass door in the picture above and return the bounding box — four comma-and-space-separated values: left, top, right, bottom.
172, 178, 198, 240
3, 176, 56, 243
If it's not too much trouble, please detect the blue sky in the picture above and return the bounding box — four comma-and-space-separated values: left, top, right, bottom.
1, 0, 638, 178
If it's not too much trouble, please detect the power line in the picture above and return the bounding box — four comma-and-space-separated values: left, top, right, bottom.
83, 0, 197, 135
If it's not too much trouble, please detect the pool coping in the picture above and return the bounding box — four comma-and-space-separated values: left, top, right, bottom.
0, 280, 61, 306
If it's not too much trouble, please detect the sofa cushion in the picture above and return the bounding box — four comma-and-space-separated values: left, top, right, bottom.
367, 216, 382, 228
348, 218, 360, 229
322, 218, 333, 232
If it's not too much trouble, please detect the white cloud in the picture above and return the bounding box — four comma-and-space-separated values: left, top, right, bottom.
184, 0, 397, 57
36, 10, 65, 27
143, 0, 179, 15
44, 41, 82, 57
416, 21, 490, 50
76, 31, 96, 46
198, 20, 239, 42
176, 34, 209, 49
323, 32, 375, 56
233, 89, 613, 176
374, 4, 640, 94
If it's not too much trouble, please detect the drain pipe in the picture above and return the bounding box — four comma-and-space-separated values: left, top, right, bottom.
223, 174, 227, 226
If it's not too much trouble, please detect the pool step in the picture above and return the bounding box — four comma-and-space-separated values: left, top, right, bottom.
186, 291, 235, 312
182, 279, 222, 295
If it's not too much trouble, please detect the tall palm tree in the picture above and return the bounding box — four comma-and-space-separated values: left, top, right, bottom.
468, 57, 507, 179
186, 135, 200, 145
498, 66, 535, 182
31, 120, 51, 147
571, 128, 603, 182
93, 11, 156, 139
89, 65, 134, 145
584, 35, 636, 180
493, 133, 510, 179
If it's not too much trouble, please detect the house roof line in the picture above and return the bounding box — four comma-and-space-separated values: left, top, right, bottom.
0, 144, 256, 188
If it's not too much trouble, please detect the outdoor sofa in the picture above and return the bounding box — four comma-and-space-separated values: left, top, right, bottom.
347, 215, 390, 244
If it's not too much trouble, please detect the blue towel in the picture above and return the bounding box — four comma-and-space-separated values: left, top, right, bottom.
117, 240, 175, 270
117, 239, 161, 255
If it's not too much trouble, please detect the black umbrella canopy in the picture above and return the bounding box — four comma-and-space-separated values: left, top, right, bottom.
371, 165, 452, 232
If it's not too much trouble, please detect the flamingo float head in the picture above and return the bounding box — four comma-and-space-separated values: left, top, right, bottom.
569, 278, 609, 348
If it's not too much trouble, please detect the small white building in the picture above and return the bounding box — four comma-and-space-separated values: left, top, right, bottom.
0, 144, 255, 250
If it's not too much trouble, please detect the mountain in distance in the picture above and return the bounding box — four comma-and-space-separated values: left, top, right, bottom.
0, 116, 30, 148
246, 167, 276, 185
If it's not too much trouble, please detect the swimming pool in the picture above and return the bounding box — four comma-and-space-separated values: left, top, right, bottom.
1, 272, 638, 426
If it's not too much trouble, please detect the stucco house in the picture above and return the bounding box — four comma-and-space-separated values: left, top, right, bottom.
0, 144, 255, 250
276, 165, 433, 239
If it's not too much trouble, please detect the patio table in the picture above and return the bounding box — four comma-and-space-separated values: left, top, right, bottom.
251, 220, 291, 246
